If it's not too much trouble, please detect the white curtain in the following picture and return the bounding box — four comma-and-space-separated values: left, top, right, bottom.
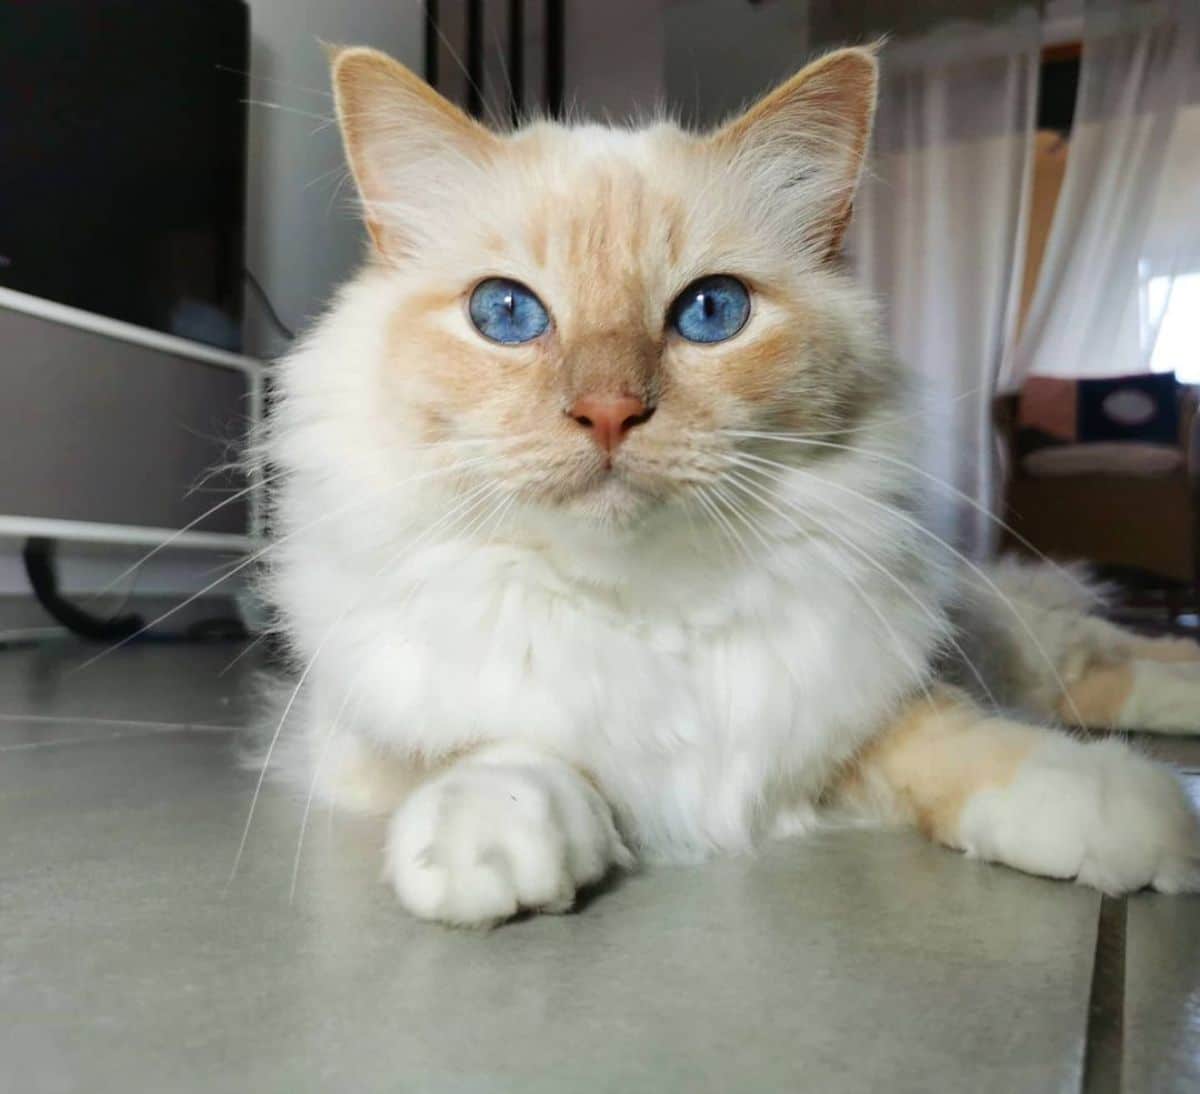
1138, 5, 1200, 382
850, 11, 1041, 556
1013, 0, 1200, 382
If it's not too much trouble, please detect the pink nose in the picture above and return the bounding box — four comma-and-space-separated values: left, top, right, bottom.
568, 394, 654, 454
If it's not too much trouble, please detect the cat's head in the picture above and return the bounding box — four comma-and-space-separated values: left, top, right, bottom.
329, 45, 888, 531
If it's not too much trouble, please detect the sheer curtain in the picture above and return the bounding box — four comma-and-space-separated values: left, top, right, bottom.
1013, 0, 1200, 382
1140, 8, 1200, 382
850, 11, 1041, 555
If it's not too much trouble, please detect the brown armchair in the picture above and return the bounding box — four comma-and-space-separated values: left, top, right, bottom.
995, 386, 1200, 596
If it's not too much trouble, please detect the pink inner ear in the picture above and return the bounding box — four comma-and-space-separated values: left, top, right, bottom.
710, 48, 878, 261
332, 47, 497, 260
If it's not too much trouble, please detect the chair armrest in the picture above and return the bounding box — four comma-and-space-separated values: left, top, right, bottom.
993, 393, 1020, 449
1183, 386, 1200, 477
1189, 401, 1200, 478
993, 393, 1021, 485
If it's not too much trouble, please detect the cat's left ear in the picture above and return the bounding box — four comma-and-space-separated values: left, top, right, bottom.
713, 46, 878, 260
332, 46, 498, 258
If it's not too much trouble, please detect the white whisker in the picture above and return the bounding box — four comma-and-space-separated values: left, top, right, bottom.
230, 473, 505, 893
720, 466, 938, 707
243, 98, 332, 123
288, 663, 369, 903
219, 633, 269, 678
71, 456, 490, 673
92, 472, 278, 598
724, 429, 1095, 599
696, 485, 755, 569
724, 461, 997, 709
729, 449, 1083, 725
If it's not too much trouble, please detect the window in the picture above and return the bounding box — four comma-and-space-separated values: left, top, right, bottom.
1146, 272, 1200, 383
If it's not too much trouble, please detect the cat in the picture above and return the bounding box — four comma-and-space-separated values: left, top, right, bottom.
256, 44, 1200, 926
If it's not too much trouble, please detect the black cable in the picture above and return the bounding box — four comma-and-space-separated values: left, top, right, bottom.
23, 537, 250, 645
22, 538, 145, 642
243, 267, 296, 341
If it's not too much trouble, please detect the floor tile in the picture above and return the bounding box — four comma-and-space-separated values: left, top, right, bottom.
0, 638, 261, 728
0, 715, 187, 750
1123, 892, 1200, 1093
1, 717, 1100, 1094
21, 643, 1200, 1092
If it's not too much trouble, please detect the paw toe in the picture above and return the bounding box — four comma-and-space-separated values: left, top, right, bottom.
385, 757, 632, 925
1152, 855, 1200, 894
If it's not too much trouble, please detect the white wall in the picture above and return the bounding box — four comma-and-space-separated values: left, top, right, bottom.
241, 0, 425, 357
565, 0, 665, 121
663, 0, 810, 127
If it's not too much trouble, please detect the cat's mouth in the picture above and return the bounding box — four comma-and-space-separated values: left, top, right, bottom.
567, 456, 632, 494
551, 453, 676, 525
570, 472, 647, 520
495, 442, 679, 525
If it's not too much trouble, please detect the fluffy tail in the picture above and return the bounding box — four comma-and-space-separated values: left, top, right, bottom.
943, 557, 1200, 735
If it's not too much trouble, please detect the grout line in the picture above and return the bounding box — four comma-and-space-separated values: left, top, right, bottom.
0, 717, 240, 751
0, 712, 188, 729
0, 725, 190, 752
1082, 895, 1127, 1094
0, 712, 238, 732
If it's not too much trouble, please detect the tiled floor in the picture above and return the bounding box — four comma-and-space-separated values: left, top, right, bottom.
1, 638, 1197, 1093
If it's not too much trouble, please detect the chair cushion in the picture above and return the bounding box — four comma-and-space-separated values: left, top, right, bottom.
1016, 373, 1182, 459
1022, 442, 1183, 477
1078, 373, 1180, 444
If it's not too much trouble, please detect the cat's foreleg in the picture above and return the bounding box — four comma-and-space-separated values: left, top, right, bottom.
836, 687, 1200, 894
1055, 635, 1200, 735
384, 741, 634, 926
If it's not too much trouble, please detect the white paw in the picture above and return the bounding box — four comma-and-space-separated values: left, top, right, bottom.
1122, 661, 1200, 735
385, 747, 634, 926
958, 738, 1200, 895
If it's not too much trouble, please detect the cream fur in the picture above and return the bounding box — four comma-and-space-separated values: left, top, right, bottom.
957, 736, 1200, 894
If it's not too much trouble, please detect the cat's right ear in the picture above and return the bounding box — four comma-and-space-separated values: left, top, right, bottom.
331, 47, 497, 259
711, 46, 878, 261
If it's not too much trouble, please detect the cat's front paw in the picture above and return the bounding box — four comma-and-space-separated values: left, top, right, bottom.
958, 738, 1200, 894
385, 747, 634, 926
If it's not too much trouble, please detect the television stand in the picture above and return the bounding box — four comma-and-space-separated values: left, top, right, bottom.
0, 287, 265, 617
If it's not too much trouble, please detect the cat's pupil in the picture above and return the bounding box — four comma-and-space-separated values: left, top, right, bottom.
503, 292, 515, 314
669, 275, 750, 344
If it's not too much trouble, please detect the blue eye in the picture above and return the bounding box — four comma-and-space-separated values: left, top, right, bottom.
670, 275, 750, 344
468, 278, 550, 344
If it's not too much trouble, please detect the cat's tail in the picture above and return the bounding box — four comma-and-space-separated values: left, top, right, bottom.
945, 556, 1200, 735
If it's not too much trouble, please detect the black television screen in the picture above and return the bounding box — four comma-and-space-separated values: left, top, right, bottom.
0, 1, 248, 351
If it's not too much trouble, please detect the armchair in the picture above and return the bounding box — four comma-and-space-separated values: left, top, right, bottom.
995, 383, 1199, 598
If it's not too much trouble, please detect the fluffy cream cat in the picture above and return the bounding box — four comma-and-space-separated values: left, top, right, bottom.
260, 44, 1200, 925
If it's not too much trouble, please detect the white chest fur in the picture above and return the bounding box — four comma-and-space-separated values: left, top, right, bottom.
277, 503, 944, 861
